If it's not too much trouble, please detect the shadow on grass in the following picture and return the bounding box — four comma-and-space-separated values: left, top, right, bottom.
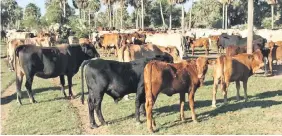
1, 86, 61, 105
154, 90, 282, 132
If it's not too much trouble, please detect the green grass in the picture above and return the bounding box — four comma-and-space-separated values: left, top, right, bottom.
1, 40, 15, 93
1, 49, 282, 134
1, 76, 82, 134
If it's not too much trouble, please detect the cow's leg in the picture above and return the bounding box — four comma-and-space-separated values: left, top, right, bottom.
67, 75, 74, 99
222, 81, 229, 104
94, 93, 107, 126
136, 82, 146, 123
25, 75, 36, 103
135, 97, 142, 123
212, 79, 218, 107
145, 94, 156, 133
188, 87, 197, 123
59, 75, 67, 97
243, 80, 248, 102
191, 46, 195, 56
16, 71, 24, 105
264, 57, 268, 76
269, 57, 273, 75
88, 97, 98, 128
235, 81, 240, 101
179, 92, 185, 121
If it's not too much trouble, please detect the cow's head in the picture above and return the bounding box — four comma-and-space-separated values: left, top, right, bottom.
164, 47, 181, 63
195, 57, 209, 86
81, 43, 100, 59
250, 49, 264, 73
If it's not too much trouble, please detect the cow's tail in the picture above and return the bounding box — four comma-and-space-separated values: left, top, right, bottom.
14, 45, 25, 72
80, 59, 92, 105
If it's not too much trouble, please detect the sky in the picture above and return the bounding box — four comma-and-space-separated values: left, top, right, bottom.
16, 0, 193, 15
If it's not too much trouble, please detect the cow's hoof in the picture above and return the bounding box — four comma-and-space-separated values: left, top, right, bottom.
193, 120, 199, 123
100, 122, 108, 126
136, 121, 142, 125
148, 128, 154, 133
90, 124, 98, 129
211, 104, 217, 108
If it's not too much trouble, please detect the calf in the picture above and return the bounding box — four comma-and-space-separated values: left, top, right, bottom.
268, 45, 282, 75
98, 33, 122, 56
144, 57, 209, 132
80, 55, 173, 129
190, 37, 209, 55
14, 44, 99, 104
212, 50, 264, 107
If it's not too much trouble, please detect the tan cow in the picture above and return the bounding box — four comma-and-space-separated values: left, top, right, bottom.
212, 50, 265, 107
118, 44, 181, 63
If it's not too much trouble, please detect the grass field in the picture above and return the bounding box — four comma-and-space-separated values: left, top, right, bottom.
1, 48, 282, 134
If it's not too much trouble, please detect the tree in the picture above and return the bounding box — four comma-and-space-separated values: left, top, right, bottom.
86, 0, 100, 28
103, 0, 116, 28
247, 0, 253, 54
22, 3, 41, 30
219, 0, 231, 29
72, 0, 89, 19
1, 0, 21, 29
159, 0, 167, 28
266, 0, 279, 29
44, 0, 75, 26
186, 0, 222, 28
175, 0, 187, 34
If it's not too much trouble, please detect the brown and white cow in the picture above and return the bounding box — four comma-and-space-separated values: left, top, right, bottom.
144, 57, 209, 132
212, 50, 265, 107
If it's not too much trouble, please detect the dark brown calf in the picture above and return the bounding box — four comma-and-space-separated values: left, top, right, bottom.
144, 57, 209, 132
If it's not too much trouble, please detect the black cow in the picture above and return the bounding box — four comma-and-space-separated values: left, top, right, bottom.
80, 55, 173, 129
14, 44, 99, 105
217, 33, 266, 54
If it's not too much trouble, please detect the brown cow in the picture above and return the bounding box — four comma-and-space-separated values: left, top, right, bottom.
268, 44, 282, 75
190, 37, 209, 55
144, 57, 209, 132
7, 39, 25, 71
212, 50, 265, 107
99, 33, 121, 56
226, 44, 261, 57
118, 44, 180, 63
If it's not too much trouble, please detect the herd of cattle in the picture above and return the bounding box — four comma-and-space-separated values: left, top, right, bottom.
2, 28, 282, 133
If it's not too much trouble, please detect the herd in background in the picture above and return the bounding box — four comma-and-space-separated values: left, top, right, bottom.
1, 27, 282, 133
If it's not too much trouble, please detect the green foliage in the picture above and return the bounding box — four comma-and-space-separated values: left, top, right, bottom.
1, 0, 22, 29
22, 3, 41, 30
186, 0, 222, 28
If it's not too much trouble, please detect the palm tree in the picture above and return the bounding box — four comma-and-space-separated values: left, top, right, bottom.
87, 0, 100, 28
219, 0, 231, 29
72, 0, 89, 19
159, 0, 166, 28
247, 0, 253, 54
175, 0, 187, 34
188, 0, 193, 30
128, 0, 141, 29
103, 0, 116, 28
266, 0, 278, 29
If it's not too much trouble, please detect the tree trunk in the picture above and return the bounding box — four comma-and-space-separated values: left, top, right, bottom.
108, 4, 112, 28
79, 9, 82, 19
139, 10, 141, 29
136, 9, 139, 29
88, 9, 91, 29
63, 0, 66, 18
189, 0, 193, 30
222, 3, 225, 29
113, 9, 115, 28
94, 13, 97, 28
141, 0, 144, 31
120, 0, 123, 29
160, 1, 166, 28
225, 4, 228, 29
247, 0, 254, 54
83, 10, 86, 21
169, 4, 172, 30
181, 4, 184, 34
271, 4, 274, 29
